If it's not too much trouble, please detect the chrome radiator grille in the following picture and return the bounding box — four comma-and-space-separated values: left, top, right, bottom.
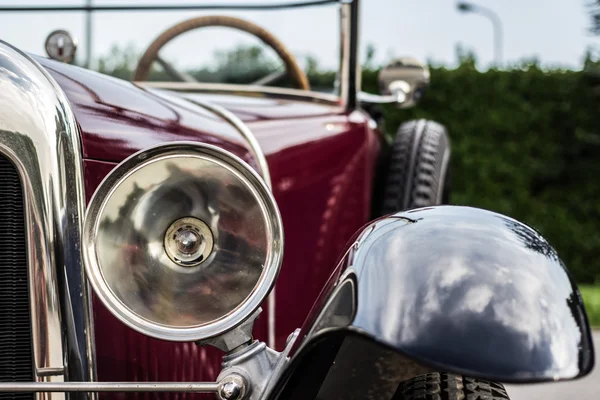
0, 155, 34, 400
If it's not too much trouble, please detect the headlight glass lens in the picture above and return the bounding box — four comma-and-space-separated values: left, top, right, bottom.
83, 143, 282, 341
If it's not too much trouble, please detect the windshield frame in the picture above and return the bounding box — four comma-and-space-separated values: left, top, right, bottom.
5, 0, 361, 111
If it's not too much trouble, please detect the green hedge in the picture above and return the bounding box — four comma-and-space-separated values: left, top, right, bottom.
362, 63, 600, 283
580, 285, 600, 326
95, 44, 600, 283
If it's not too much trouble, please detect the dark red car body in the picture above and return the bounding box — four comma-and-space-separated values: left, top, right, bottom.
38, 57, 381, 389
0, 1, 595, 398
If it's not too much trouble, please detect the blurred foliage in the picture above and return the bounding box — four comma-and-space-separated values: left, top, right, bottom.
189, 45, 278, 83
581, 285, 600, 326
364, 58, 600, 284
96, 43, 277, 82
96, 43, 335, 90
592, 0, 600, 34
96, 43, 158, 80
94, 44, 600, 283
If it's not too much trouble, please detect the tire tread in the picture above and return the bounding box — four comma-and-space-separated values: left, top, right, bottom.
382, 120, 450, 214
394, 373, 510, 400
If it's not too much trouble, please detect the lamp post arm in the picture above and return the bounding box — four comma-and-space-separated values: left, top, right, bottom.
472, 5, 503, 66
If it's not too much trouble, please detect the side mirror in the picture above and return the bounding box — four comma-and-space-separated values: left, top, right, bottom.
378, 57, 430, 108
358, 57, 430, 108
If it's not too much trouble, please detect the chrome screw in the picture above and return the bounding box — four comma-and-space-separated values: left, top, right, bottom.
175, 229, 202, 254
164, 217, 214, 267
217, 374, 247, 400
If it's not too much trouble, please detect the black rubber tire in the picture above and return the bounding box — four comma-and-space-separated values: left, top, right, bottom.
381, 119, 451, 214
394, 373, 510, 400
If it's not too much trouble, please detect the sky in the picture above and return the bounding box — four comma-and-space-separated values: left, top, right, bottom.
0, 0, 597, 71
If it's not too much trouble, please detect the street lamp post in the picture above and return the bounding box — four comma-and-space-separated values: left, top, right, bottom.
85, 0, 92, 68
457, 1, 503, 67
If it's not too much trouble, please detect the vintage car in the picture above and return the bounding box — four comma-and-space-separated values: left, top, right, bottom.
0, 1, 594, 400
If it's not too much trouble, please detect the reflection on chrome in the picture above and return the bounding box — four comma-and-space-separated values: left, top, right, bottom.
0, 39, 95, 396
344, 206, 593, 382
164, 216, 215, 267
83, 143, 284, 342
96, 160, 265, 326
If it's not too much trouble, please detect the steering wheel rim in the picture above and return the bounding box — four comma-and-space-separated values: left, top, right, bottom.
133, 15, 310, 90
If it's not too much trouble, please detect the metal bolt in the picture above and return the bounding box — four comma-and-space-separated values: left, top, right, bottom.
217, 374, 246, 400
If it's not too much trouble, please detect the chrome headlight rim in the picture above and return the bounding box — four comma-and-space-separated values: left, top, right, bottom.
83, 141, 283, 342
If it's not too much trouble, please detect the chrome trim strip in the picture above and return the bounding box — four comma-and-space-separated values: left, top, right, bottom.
36, 369, 66, 378
0, 0, 339, 12
357, 91, 407, 105
135, 81, 341, 105
181, 97, 272, 190
0, 41, 96, 397
0, 383, 218, 393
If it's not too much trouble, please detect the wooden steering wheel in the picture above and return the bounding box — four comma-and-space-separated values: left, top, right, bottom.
133, 15, 310, 90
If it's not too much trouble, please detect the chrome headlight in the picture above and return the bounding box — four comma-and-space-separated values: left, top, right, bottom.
83, 142, 283, 342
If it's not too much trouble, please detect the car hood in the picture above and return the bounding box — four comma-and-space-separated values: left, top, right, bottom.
36, 56, 255, 164
174, 92, 341, 122
36, 56, 344, 166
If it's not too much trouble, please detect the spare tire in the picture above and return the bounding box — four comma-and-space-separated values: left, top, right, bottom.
381, 119, 450, 214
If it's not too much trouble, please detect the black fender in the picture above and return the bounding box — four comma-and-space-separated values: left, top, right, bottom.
271, 206, 594, 399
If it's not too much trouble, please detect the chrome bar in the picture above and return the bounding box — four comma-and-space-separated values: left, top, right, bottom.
0, 383, 218, 393
0, 40, 97, 400
357, 91, 407, 105
339, 1, 351, 109
338, 0, 360, 111
179, 97, 272, 190
0, 0, 339, 12
135, 81, 340, 105
342, 0, 360, 111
